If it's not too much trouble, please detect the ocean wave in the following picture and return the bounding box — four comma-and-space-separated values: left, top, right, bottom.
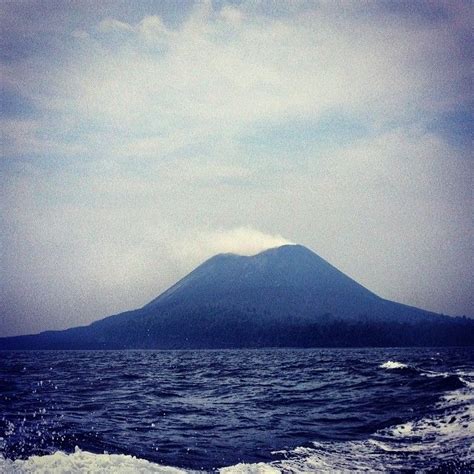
222, 379, 473, 472
220, 463, 280, 473
0, 447, 187, 474
2, 380, 471, 474
457, 371, 474, 389
379, 360, 409, 370
2, 352, 472, 473
380, 362, 466, 391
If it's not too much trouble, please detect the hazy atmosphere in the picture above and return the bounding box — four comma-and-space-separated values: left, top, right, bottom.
1, 0, 472, 337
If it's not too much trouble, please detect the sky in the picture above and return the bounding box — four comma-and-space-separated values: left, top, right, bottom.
1, 0, 472, 337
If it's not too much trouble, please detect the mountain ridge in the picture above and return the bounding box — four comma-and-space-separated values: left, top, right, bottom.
1, 244, 472, 349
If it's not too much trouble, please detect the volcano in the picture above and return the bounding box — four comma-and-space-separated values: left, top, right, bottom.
1, 245, 472, 349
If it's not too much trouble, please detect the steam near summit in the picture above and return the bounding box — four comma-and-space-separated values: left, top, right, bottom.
173, 227, 293, 265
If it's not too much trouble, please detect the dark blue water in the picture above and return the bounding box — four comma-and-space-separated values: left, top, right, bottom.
0, 347, 473, 472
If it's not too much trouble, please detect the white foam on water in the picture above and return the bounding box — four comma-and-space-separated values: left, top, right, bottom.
457, 371, 474, 389
1, 371, 472, 473
220, 463, 280, 474
384, 387, 472, 465
0, 447, 187, 474
220, 379, 474, 473
379, 361, 408, 370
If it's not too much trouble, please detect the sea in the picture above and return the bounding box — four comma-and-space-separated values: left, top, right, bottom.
0, 347, 472, 473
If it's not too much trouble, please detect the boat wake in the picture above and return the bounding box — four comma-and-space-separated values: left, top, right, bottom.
1, 358, 472, 473
223, 368, 474, 472
2, 371, 472, 473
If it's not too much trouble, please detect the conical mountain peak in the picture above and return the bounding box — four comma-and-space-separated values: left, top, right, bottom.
209, 243, 301, 259
2, 242, 470, 350
144, 243, 377, 311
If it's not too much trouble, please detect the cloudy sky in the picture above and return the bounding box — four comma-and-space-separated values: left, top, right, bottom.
1, 0, 472, 336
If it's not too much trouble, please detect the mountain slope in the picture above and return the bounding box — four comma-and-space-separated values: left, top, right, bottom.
1, 245, 472, 349
145, 245, 380, 314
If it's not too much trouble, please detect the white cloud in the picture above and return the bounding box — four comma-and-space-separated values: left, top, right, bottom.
98, 18, 134, 34
1, 1, 472, 335
5, 1, 468, 159
71, 30, 90, 39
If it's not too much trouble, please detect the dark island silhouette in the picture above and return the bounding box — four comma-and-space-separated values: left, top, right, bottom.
1, 244, 472, 349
